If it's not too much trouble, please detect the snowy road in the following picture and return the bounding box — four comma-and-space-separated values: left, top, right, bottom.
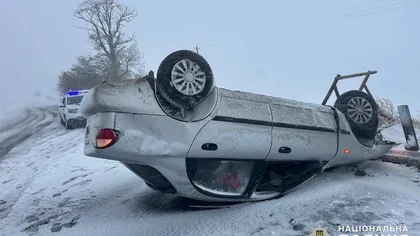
0, 107, 57, 161
0, 107, 420, 236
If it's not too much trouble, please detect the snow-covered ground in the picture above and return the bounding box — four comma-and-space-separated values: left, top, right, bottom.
1, 107, 420, 236
381, 124, 413, 146
0, 95, 58, 125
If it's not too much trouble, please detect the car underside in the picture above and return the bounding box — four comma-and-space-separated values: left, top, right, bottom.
79, 50, 417, 202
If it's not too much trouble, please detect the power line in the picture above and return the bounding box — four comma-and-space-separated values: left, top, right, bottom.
201, 0, 413, 48
277, 1, 420, 37
198, 0, 384, 47
200, 0, 419, 49
285, 1, 420, 34
268, 0, 385, 29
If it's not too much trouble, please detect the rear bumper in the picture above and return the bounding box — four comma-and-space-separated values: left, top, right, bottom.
68, 116, 86, 127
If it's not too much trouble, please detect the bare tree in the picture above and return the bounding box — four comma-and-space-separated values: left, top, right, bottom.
57, 55, 105, 94
375, 97, 398, 126
74, 0, 144, 80
376, 97, 398, 118
413, 107, 420, 129
375, 97, 420, 128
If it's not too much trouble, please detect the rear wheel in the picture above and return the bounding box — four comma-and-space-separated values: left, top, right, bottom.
334, 90, 379, 140
64, 118, 72, 130
156, 50, 214, 109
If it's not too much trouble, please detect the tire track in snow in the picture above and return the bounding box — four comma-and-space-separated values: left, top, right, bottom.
0, 107, 58, 162
0, 109, 31, 133
0, 109, 41, 139
0, 122, 86, 233
0, 106, 69, 223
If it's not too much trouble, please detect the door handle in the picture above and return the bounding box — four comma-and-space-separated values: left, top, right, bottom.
201, 143, 218, 151
279, 146, 292, 154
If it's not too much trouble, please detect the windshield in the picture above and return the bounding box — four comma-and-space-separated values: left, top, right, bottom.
67, 96, 84, 105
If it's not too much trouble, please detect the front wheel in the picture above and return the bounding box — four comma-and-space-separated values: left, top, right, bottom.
59, 116, 65, 125
156, 50, 214, 109
334, 90, 379, 140
64, 119, 72, 130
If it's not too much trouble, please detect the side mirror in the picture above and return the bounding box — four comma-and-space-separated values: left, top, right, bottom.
59, 104, 65, 108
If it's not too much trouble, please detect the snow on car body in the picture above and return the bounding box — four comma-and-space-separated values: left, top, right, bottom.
80, 50, 399, 202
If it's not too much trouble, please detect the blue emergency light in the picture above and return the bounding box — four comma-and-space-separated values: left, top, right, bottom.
66, 91, 79, 96
66, 90, 87, 96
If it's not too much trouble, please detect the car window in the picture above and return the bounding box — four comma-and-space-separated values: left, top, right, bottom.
67, 96, 84, 105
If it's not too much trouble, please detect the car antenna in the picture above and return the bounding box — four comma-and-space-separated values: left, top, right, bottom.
195, 43, 200, 54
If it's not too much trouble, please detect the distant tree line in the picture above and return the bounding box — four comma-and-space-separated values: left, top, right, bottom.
57, 0, 145, 94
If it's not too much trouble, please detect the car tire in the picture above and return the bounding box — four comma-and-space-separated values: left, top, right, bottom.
64, 119, 72, 130
156, 50, 214, 109
334, 90, 379, 140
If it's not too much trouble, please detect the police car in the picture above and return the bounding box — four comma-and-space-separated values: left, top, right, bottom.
59, 90, 88, 129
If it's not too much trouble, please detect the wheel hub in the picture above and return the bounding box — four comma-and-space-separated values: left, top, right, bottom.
347, 96, 373, 124
171, 59, 207, 96
184, 72, 194, 82
355, 106, 364, 114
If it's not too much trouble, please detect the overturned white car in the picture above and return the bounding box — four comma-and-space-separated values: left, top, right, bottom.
79, 50, 413, 202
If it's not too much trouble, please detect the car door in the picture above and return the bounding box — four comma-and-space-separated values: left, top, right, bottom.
187, 96, 272, 160
266, 103, 338, 162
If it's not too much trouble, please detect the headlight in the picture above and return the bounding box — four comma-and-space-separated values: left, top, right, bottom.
68, 109, 78, 113
186, 159, 257, 197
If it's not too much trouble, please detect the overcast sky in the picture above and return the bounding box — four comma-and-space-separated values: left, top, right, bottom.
1, 0, 419, 113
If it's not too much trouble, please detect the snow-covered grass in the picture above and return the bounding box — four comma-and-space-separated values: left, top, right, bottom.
1, 111, 420, 235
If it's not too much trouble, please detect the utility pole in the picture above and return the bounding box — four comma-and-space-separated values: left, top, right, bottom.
195, 43, 200, 54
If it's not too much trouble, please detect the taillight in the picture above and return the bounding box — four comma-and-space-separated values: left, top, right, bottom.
96, 128, 119, 149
